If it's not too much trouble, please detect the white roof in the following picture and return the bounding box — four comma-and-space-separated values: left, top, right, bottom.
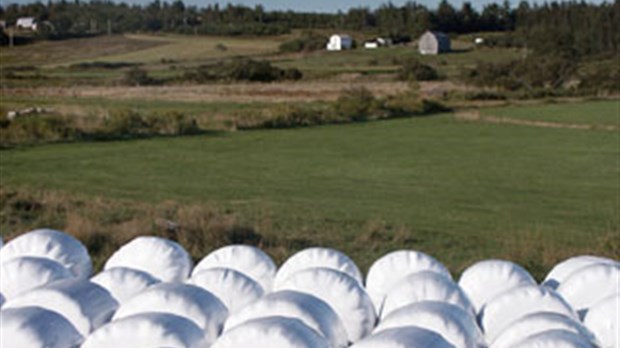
458, 259, 536, 313
365, 250, 452, 312
81, 312, 208, 348
104, 236, 192, 283
374, 301, 484, 348
510, 330, 595, 348
490, 312, 597, 348
90, 267, 159, 304
188, 267, 264, 313
556, 263, 619, 316
275, 267, 376, 342
479, 285, 578, 343
350, 326, 456, 348
0, 229, 92, 279
193, 245, 276, 293
3, 278, 118, 336
275, 247, 362, 287
1, 256, 74, 301
112, 282, 227, 342
381, 271, 474, 320
0, 306, 83, 348
212, 316, 330, 348
224, 290, 348, 348
544, 255, 618, 289
583, 294, 619, 348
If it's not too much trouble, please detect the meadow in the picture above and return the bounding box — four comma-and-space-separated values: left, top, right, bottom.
1, 101, 617, 276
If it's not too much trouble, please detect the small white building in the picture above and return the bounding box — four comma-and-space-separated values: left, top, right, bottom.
16, 17, 37, 31
327, 34, 352, 51
418, 30, 450, 55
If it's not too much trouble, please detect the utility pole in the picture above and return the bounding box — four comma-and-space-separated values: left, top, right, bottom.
9, 27, 14, 48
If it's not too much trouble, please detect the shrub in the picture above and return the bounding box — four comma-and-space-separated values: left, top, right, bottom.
279, 32, 327, 53
333, 87, 377, 122
184, 59, 302, 83
123, 67, 158, 86
397, 58, 440, 81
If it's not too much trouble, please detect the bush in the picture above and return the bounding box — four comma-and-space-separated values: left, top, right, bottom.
279, 32, 327, 53
184, 59, 302, 83
123, 67, 158, 86
397, 58, 440, 81
333, 87, 377, 122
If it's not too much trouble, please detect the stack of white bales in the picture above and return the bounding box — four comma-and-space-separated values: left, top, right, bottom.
0, 228, 618, 348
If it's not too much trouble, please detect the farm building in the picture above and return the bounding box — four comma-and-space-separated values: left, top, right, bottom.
418, 30, 450, 55
364, 37, 393, 49
327, 34, 352, 51
16, 17, 37, 30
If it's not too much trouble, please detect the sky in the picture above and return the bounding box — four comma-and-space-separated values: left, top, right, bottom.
2, 0, 608, 13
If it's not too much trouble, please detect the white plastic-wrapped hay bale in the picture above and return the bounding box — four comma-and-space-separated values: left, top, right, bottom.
479, 284, 578, 343
0, 256, 74, 301
509, 330, 595, 348
350, 326, 456, 348
212, 316, 330, 348
0, 229, 91, 279
374, 301, 484, 348
0, 292, 4, 308
365, 250, 452, 312
81, 312, 208, 348
188, 267, 264, 313
490, 312, 598, 348
556, 263, 619, 317
381, 271, 474, 320
3, 278, 118, 337
91, 267, 160, 304
543, 255, 618, 290
274, 247, 363, 287
224, 290, 348, 348
104, 236, 192, 283
583, 294, 619, 348
275, 267, 376, 342
458, 259, 536, 313
193, 245, 276, 293
0, 306, 83, 348
112, 282, 228, 342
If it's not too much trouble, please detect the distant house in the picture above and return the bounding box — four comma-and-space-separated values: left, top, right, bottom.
327, 34, 352, 51
16, 17, 37, 31
418, 31, 450, 55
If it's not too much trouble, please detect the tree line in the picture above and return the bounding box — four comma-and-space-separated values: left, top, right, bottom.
0, 0, 618, 57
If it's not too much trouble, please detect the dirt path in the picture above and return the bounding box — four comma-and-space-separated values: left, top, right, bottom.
455, 111, 617, 131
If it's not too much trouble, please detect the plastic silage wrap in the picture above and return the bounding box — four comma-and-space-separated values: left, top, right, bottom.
212, 316, 330, 348
193, 245, 277, 293
350, 326, 456, 348
556, 263, 619, 317
380, 271, 475, 320
458, 259, 536, 313
104, 236, 192, 283
188, 267, 264, 313
224, 290, 348, 348
0, 306, 83, 348
112, 282, 228, 342
365, 250, 452, 313
274, 247, 363, 287
479, 284, 578, 343
275, 267, 376, 342
509, 330, 596, 348
374, 301, 484, 348
0, 256, 74, 301
81, 312, 208, 348
490, 312, 598, 348
91, 267, 160, 304
543, 255, 618, 290
3, 278, 118, 337
583, 294, 619, 348
0, 229, 92, 279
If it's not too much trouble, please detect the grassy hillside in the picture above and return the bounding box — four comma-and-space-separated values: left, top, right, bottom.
1, 101, 617, 274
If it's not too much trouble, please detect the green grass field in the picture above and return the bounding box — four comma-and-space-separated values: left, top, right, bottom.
1, 101, 617, 272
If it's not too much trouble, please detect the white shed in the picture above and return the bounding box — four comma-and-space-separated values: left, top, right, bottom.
327, 34, 353, 51
16, 17, 37, 30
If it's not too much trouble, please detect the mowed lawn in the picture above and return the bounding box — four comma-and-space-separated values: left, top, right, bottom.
1, 103, 617, 269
